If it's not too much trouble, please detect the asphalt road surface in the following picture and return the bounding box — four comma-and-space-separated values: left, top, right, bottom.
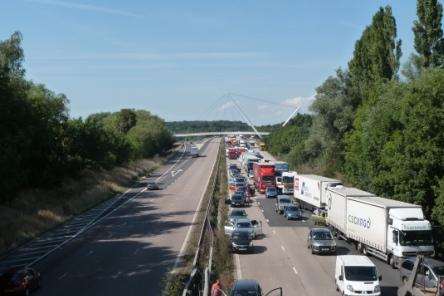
33, 138, 220, 296
227, 150, 402, 296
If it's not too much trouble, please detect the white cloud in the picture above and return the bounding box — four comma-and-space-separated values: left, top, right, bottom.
217, 101, 235, 111
281, 95, 315, 113
25, 0, 142, 18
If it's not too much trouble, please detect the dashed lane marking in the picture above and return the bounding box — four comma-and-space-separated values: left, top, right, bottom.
281, 245, 286, 252
292, 267, 298, 275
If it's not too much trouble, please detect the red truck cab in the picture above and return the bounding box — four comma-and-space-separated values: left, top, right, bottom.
253, 163, 276, 193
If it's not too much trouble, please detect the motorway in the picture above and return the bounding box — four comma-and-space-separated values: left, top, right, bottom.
227, 150, 402, 296
30, 138, 220, 295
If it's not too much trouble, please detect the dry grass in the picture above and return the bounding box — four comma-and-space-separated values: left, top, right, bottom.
0, 159, 159, 255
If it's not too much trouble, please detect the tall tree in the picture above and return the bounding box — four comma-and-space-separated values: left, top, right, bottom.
348, 6, 402, 103
413, 0, 444, 68
117, 109, 137, 134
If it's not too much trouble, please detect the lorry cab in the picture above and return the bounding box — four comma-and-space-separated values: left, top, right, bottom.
386, 207, 434, 268
335, 255, 381, 296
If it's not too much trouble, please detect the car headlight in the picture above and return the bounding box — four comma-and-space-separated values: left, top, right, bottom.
347, 285, 354, 292
374, 285, 380, 293
249, 241, 253, 246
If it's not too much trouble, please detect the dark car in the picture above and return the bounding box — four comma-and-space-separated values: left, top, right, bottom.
0, 267, 41, 296
231, 193, 246, 207
399, 256, 444, 286
230, 279, 283, 296
265, 187, 278, 199
146, 182, 161, 190
307, 227, 336, 254
283, 205, 302, 220
230, 230, 253, 253
228, 209, 248, 223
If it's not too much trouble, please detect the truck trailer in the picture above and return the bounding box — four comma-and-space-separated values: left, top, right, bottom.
293, 174, 342, 211
326, 186, 434, 268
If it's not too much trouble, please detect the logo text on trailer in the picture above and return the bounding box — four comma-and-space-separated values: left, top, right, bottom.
348, 214, 371, 229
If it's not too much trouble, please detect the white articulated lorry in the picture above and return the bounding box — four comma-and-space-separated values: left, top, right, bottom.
326, 186, 435, 268
278, 171, 297, 195
293, 174, 342, 211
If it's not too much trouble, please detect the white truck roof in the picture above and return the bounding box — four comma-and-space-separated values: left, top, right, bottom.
337, 255, 375, 267
327, 186, 375, 197
349, 195, 421, 209
298, 174, 340, 182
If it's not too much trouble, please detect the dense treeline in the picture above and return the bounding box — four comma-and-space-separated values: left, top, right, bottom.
266, 1, 444, 228
166, 120, 252, 133
0, 33, 174, 204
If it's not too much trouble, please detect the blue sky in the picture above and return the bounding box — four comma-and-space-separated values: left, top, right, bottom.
1, 0, 422, 124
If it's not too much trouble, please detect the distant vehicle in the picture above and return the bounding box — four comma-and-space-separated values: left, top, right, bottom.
294, 174, 342, 211
230, 230, 253, 253
274, 161, 289, 177
146, 182, 161, 190
307, 227, 336, 254
335, 255, 381, 296
230, 193, 246, 207
281, 171, 297, 195
253, 162, 276, 193
0, 267, 41, 296
283, 205, 302, 220
399, 256, 444, 285
327, 186, 434, 268
265, 187, 278, 199
189, 145, 199, 157
228, 209, 248, 223
230, 279, 282, 296
229, 164, 239, 171
275, 195, 292, 214
397, 255, 444, 296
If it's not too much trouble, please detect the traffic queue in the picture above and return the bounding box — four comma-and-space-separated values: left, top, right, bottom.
223, 135, 444, 296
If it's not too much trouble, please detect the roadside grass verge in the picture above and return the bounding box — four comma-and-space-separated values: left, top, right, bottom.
0, 158, 161, 255
212, 149, 235, 289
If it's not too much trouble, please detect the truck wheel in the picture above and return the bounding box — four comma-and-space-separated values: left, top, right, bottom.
389, 256, 397, 269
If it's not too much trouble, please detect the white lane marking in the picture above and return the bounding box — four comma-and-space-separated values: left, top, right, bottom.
235, 254, 243, 279
281, 245, 286, 252
292, 266, 298, 275
172, 139, 216, 271
58, 272, 68, 280
156, 144, 187, 182
261, 209, 264, 212
272, 230, 276, 234
266, 219, 270, 223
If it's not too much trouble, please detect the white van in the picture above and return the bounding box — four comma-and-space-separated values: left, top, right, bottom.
335, 255, 381, 296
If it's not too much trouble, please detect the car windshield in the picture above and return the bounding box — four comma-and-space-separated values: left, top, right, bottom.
232, 232, 251, 240
267, 188, 276, 193
280, 198, 291, 204
236, 178, 245, 182
286, 206, 299, 211
231, 211, 247, 217
344, 266, 377, 282
233, 195, 243, 200
237, 222, 251, 228
312, 231, 332, 240
433, 266, 444, 276
399, 230, 433, 246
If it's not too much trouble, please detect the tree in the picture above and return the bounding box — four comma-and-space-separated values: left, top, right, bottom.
348, 6, 402, 103
413, 0, 444, 68
117, 109, 137, 134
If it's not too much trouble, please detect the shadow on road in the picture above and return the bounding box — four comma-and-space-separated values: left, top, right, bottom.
34, 190, 197, 296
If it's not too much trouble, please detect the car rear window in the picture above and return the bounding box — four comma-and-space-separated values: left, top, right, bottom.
280, 198, 291, 203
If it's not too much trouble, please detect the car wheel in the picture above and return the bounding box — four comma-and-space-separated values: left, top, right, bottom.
402, 276, 408, 283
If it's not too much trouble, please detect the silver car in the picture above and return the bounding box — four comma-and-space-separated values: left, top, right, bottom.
275, 195, 292, 214
307, 227, 336, 254
224, 218, 262, 238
